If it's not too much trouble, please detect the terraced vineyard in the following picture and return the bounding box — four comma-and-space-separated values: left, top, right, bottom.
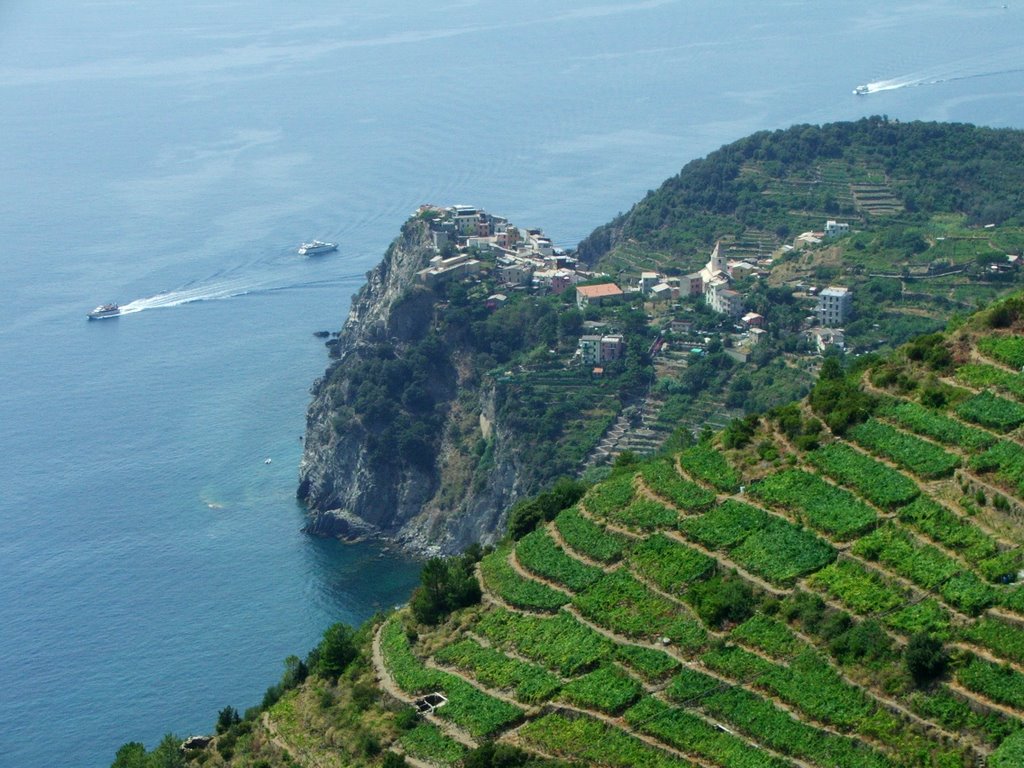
373, 300, 1024, 768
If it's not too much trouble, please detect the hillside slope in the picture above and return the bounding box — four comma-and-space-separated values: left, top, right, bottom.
300, 120, 1024, 558
159, 293, 1024, 768
298, 218, 651, 556
579, 117, 1024, 269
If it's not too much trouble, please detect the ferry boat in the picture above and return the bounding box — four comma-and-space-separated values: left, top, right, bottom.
297, 240, 338, 256
87, 303, 121, 320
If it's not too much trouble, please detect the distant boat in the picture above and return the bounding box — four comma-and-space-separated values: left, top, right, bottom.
87, 303, 121, 320
297, 240, 337, 256
853, 84, 869, 95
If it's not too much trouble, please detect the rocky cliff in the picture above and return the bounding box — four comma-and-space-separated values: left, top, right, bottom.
297, 219, 531, 556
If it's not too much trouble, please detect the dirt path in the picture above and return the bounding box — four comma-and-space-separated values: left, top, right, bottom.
549, 702, 722, 768
506, 547, 573, 596
625, 564, 705, 626
947, 678, 1024, 722
783, 624, 981, 756
370, 621, 479, 751
951, 639, 1024, 678
565, 603, 892, 759
987, 605, 1024, 627
546, 519, 619, 572
260, 711, 338, 768
477, 575, 565, 620
576, 499, 644, 541
841, 548, 973, 625
633, 477, 702, 519
371, 621, 419, 707
968, 345, 1021, 375
661, 528, 788, 598
859, 371, 1024, 542
644, 692, 818, 768
424, 656, 530, 711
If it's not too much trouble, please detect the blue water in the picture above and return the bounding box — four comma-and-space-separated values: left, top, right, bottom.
2, 2, 1023, 766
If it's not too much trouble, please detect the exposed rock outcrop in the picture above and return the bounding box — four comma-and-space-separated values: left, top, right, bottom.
297, 219, 530, 556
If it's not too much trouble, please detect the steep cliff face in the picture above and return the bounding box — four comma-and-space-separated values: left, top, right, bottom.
297, 219, 531, 556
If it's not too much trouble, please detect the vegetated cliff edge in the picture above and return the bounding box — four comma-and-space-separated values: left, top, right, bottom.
298, 219, 535, 556
298, 119, 1024, 557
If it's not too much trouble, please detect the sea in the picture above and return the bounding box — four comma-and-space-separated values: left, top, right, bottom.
2, 2, 1023, 766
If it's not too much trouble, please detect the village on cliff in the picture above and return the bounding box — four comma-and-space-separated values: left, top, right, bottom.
416, 203, 858, 367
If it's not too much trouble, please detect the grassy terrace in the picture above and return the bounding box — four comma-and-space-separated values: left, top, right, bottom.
372, 306, 1024, 768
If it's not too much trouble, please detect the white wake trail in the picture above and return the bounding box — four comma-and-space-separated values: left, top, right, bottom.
114, 271, 368, 316
118, 279, 257, 314
855, 47, 1024, 95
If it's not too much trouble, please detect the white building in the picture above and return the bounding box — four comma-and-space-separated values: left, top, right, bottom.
816, 286, 853, 326
707, 285, 744, 317
499, 262, 534, 286
808, 327, 846, 353
728, 260, 757, 279
450, 205, 480, 234
698, 241, 730, 287
824, 220, 850, 239
417, 255, 481, 286
638, 271, 661, 294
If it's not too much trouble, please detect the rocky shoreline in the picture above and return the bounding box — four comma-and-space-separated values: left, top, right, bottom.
296, 218, 527, 556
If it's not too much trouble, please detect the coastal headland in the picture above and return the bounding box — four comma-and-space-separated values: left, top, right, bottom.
119, 118, 1024, 766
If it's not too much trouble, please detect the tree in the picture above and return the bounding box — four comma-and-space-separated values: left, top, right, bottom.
613, 451, 639, 468
281, 654, 309, 689
686, 574, 754, 628
111, 743, 148, 768
410, 554, 482, 625
315, 623, 358, 680
830, 619, 892, 664
216, 705, 241, 734
507, 478, 587, 539
111, 736, 185, 768
818, 355, 844, 381
905, 632, 947, 686
149, 734, 187, 768
464, 743, 546, 768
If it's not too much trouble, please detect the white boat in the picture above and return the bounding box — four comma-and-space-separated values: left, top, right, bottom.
297, 240, 338, 256
87, 303, 121, 320
853, 84, 869, 95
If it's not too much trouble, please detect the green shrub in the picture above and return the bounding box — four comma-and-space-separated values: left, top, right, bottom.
685, 573, 755, 629
410, 552, 482, 625
314, 624, 358, 680
905, 632, 947, 686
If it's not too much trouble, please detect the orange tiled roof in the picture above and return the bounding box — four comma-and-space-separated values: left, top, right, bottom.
576, 283, 623, 298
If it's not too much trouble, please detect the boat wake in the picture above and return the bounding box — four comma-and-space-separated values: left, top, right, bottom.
854, 49, 1024, 95
117, 279, 257, 314
116, 272, 367, 316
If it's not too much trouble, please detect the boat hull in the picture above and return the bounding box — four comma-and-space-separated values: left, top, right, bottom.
298, 240, 338, 256
87, 304, 121, 320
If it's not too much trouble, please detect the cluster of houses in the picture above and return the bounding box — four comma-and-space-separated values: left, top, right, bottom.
417, 205, 857, 360
416, 204, 599, 293
623, 231, 856, 355
415, 205, 635, 370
